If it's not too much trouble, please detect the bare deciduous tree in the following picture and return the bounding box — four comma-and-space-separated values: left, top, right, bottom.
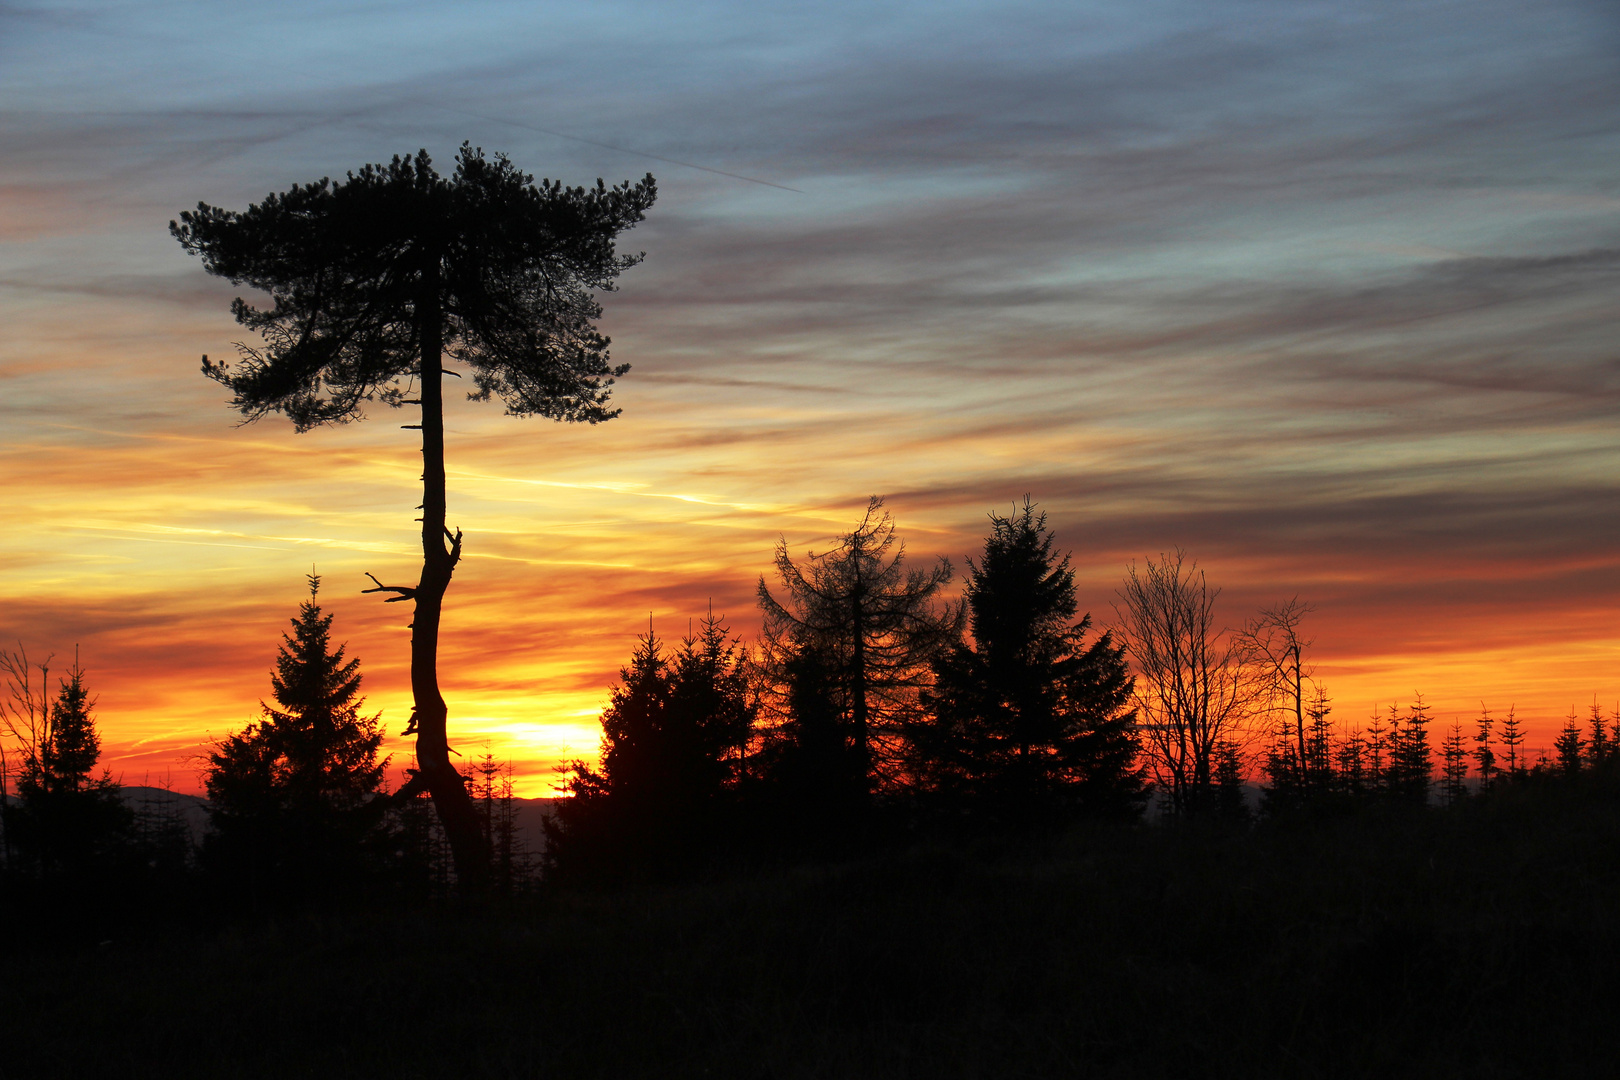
1115, 551, 1254, 817
1235, 598, 1320, 791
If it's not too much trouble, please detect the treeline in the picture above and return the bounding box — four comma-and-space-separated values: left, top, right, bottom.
544, 497, 1619, 881
3, 497, 1613, 901
0, 576, 535, 909
546, 497, 1144, 881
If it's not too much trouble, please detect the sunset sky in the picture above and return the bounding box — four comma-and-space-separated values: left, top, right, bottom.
3, 0, 1617, 795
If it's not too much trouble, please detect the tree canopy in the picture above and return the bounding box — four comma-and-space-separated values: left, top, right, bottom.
172, 145, 656, 430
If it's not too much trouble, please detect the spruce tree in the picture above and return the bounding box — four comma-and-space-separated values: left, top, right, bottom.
8, 662, 131, 872
913, 500, 1142, 823
1589, 700, 1612, 771
1335, 728, 1367, 798
1365, 710, 1389, 794
548, 614, 756, 879
1473, 705, 1497, 792
1389, 697, 1433, 804
1214, 739, 1249, 822
1498, 706, 1525, 781
204, 575, 389, 889
1553, 710, 1585, 777
1440, 722, 1470, 806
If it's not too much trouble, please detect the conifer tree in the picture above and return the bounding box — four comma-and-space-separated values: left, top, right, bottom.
174, 146, 656, 886
1304, 686, 1335, 791
1440, 722, 1470, 806
757, 497, 960, 800
1389, 697, 1433, 804
205, 576, 389, 887
1365, 710, 1389, 794
1589, 700, 1612, 771
471, 752, 529, 893
1497, 706, 1525, 781
1473, 705, 1497, 792
1214, 739, 1249, 822
4, 657, 131, 872
913, 501, 1141, 822
548, 614, 756, 879
1553, 710, 1586, 777
1336, 727, 1367, 798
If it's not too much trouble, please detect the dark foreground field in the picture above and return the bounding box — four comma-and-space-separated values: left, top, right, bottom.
5, 782, 1618, 1079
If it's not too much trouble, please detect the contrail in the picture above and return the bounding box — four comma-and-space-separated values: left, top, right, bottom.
436, 105, 804, 193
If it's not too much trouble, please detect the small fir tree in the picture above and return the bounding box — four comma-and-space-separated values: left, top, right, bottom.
1389, 697, 1433, 804
6, 660, 131, 872
1440, 722, 1470, 806
1553, 710, 1586, 778
1586, 700, 1609, 771
757, 497, 960, 800
1336, 728, 1367, 798
1304, 686, 1336, 791
1497, 706, 1525, 781
1473, 705, 1497, 792
204, 575, 390, 890
1365, 710, 1389, 794
548, 614, 756, 880
1214, 739, 1249, 822
472, 752, 530, 893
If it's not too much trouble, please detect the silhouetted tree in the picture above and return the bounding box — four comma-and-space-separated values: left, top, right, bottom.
1497, 706, 1525, 781
1238, 598, 1316, 795
1332, 724, 1367, 798
173, 146, 656, 886
1365, 709, 1390, 795
1115, 550, 1254, 817
1589, 700, 1612, 770
548, 614, 755, 880
1473, 705, 1497, 792
471, 753, 530, 893
757, 497, 961, 800
1440, 722, 1470, 806
913, 500, 1142, 823
1, 652, 131, 873
1214, 739, 1249, 822
1553, 710, 1585, 777
204, 576, 390, 892
1387, 697, 1433, 804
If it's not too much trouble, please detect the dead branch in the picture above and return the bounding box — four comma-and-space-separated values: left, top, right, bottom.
362, 572, 416, 603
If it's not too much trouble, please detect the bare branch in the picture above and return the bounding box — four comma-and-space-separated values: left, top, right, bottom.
362, 572, 416, 603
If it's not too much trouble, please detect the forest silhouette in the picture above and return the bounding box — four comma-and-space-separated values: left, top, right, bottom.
2, 148, 1617, 1077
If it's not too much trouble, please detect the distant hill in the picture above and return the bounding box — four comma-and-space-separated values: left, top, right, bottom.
114, 787, 561, 855
118, 786, 211, 845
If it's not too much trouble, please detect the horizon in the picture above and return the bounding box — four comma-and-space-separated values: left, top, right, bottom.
3, 0, 1618, 797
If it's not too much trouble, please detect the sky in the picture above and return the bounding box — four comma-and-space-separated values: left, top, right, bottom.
2, 0, 1617, 795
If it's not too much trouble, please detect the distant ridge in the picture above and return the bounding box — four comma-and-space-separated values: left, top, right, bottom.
114, 787, 561, 854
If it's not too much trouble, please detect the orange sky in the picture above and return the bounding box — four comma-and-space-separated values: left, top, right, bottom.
3, 1, 1618, 796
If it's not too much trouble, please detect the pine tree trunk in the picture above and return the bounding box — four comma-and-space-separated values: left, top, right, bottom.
413, 267, 490, 891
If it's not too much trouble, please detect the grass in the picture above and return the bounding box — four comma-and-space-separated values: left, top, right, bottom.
4, 778, 1618, 1078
